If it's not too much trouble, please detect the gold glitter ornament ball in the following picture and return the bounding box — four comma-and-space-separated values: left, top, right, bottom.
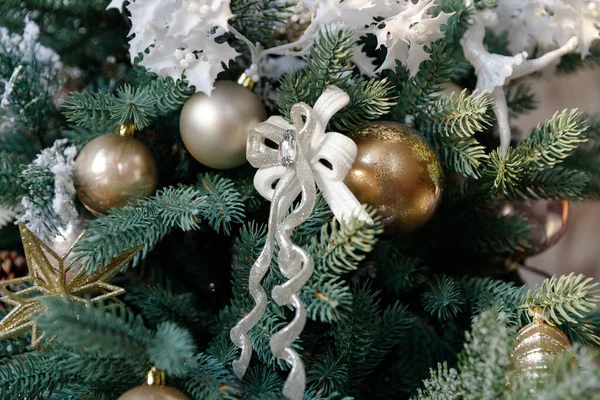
345, 122, 443, 235
510, 307, 572, 384
117, 385, 190, 400
179, 81, 267, 169
73, 124, 158, 215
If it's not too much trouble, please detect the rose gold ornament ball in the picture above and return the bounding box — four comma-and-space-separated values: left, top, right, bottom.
73, 127, 158, 215
345, 122, 443, 235
117, 385, 189, 400
499, 199, 569, 256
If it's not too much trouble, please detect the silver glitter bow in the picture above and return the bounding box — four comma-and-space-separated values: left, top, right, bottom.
230, 86, 369, 400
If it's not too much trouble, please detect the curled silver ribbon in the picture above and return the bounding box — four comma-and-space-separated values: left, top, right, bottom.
231, 86, 368, 400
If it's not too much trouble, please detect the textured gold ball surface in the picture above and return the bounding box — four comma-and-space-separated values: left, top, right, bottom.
179, 81, 267, 169
345, 122, 443, 235
510, 310, 572, 383
499, 199, 569, 256
73, 133, 158, 215
117, 385, 189, 400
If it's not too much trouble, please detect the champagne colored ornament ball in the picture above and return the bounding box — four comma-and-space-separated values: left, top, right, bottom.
73, 126, 158, 215
499, 199, 569, 256
179, 81, 267, 169
510, 307, 572, 384
345, 122, 443, 235
117, 385, 189, 400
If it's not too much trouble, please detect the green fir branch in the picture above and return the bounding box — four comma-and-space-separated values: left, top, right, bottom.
180, 353, 240, 399
73, 175, 244, 272
483, 148, 524, 197
0, 352, 58, 399
331, 78, 396, 132
64, 90, 116, 129
303, 212, 382, 322
306, 352, 349, 396
242, 366, 285, 399
145, 76, 195, 115
422, 276, 465, 321
393, 41, 463, 117
517, 109, 587, 171
110, 85, 157, 129
510, 167, 590, 200
419, 91, 492, 139
375, 244, 428, 296
124, 285, 200, 331
37, 298, 196, 377
523, 273, 600, 344
438, 136, 489, 178
505, 83, 537, 118
278, 23, 395, 130
0, 153, 26, 207
195, 173, 245, 235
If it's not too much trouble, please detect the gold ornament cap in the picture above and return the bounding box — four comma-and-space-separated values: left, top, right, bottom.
237, 72, 256, 90
118, 122, 136, 137
147, 366, 167, 386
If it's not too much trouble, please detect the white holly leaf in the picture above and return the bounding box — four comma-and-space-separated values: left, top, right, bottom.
351, 49, 378, 76
373, 0, 452, 76
141, 31, 239, 95
106, 0, 126, 10
127, 0, 178, 61
126, 0, 238, 94
311, 0, 379, 27
167, 0, 234, 38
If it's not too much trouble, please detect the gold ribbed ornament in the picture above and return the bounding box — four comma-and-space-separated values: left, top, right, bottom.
510, 307, 572, 383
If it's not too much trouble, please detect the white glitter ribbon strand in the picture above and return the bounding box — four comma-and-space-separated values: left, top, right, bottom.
230, 86, 369, 400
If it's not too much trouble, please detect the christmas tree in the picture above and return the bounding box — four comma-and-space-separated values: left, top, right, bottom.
1, 0, 600, 399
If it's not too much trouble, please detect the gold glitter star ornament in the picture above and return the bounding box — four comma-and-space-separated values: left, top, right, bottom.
0, 223, 142, 347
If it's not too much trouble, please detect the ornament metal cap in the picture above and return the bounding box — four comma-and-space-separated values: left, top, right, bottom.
237, 72, 256, 89
118, 122, 136, 137
146, 366, 166, 386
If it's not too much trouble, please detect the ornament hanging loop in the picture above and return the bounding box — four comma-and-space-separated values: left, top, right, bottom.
146, 366, 166, 386
118, 122, 136, 137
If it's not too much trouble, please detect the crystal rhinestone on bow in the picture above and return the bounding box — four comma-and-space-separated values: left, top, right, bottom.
279, 129, 298, 167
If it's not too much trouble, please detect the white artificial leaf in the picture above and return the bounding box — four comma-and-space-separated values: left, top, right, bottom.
167, 0, 234, 38
372, 0, 452, 76
309, 0, 379, 27
351, 50, 378, 76
106, 0, 126, 10
126, 0, 238, 94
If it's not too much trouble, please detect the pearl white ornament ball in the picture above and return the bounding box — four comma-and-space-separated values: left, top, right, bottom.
179, 81, 267, 169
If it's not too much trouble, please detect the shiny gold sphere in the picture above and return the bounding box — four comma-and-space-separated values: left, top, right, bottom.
117, 385, 189, 400
345, 122, 443, 235
510, 308, 572, 384
179, 81, 267, 169
73, 133, 158, 215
